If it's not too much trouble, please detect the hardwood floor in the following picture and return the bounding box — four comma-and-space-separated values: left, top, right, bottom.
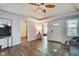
0, 38, 68, 56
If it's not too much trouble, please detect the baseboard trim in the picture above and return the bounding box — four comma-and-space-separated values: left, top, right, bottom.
48, 40, 64, 45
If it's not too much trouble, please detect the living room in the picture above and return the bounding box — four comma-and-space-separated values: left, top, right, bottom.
0, 3, 79, 56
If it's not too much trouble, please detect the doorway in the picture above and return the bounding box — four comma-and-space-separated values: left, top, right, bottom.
21, 20, 28, 43
42, 23, 48, 42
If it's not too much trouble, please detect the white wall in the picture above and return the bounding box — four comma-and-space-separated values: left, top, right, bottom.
27, 19, 42, 41
0, 10, 24, 48
48, 19, 66, 43
27, 21, 37, 41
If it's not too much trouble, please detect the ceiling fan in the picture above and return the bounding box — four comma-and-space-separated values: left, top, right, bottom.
29, 3, 55, 13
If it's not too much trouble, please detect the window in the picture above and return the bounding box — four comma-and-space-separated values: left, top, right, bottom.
67, 20, 78, 36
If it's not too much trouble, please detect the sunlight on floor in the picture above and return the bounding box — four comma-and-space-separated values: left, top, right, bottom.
43, 36, 48, 43
42, 36, 48, 50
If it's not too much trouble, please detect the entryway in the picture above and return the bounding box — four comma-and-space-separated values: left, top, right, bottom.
21, 20, 28, 43
42, 23, 48, 42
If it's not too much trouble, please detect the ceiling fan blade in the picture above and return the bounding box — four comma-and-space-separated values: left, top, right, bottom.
29, 3, 39, 6
45, 4, 55, 8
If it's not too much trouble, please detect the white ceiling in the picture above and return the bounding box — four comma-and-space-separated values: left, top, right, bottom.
0, 3, 79, 20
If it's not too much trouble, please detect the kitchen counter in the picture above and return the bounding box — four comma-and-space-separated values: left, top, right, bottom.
0, 36, 13, 49
0, 36, 11, 39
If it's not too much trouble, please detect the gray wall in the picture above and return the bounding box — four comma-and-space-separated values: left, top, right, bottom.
47, 16, 79, 43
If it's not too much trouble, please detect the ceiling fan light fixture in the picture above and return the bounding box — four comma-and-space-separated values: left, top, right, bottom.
43, 9, 46, 13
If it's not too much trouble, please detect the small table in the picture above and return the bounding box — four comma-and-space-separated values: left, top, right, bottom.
64, 40, 70, 50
